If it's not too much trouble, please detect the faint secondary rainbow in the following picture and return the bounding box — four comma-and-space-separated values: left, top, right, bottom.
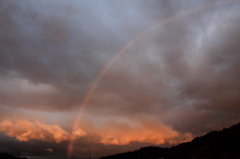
67, 0, 239, 157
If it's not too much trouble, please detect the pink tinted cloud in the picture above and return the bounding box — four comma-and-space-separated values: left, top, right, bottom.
91, 118, 193, 145
0, 120, 86, 143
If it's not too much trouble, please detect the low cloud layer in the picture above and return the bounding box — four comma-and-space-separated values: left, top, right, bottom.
0, 120, 86, 143
45, 148, 54, 152
0, 118, 191, 145
94, 118, 192, 145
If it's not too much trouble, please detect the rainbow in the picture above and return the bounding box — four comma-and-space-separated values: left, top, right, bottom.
67, 0, 239, 158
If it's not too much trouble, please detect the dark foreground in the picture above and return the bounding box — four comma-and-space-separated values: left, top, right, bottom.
100, 122, 240, 159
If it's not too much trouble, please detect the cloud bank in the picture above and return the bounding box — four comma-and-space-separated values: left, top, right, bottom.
95, 118, 192, 145
0, 120, 86, 143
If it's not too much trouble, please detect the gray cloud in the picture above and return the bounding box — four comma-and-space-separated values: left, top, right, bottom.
0, 0, 172, 111
1, 0, 240, 158
85, 0, 240, 135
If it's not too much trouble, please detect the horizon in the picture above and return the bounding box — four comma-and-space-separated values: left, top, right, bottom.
2, 121, 240, 159
1, 0, 240, 159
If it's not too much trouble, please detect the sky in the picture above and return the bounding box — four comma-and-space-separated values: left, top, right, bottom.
1, 0, 240, 158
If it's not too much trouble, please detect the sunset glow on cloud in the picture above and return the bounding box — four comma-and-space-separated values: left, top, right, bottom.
96, 119, 192, 145
0, 120, 86, 143
0, 118, 193, 148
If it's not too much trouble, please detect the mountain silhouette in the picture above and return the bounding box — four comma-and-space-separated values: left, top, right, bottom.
0, 153, 28, 159
99, 122, 240, 159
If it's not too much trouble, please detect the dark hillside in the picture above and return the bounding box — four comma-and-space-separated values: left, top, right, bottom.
99, 122, 240, 159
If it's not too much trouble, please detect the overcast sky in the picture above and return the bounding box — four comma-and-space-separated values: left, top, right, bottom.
1, 0, 240, 159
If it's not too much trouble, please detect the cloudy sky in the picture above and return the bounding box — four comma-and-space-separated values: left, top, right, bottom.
1, 0, 240, 158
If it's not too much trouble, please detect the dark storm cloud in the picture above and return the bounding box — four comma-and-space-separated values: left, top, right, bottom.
0, 0, 173, 111
1, 0, 240, 158
85, 0, 240, 135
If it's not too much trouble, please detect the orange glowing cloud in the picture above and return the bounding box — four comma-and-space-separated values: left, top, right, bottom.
94, 118, 192, 145
0, 120, 86, 143
45, 148, 54, 152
